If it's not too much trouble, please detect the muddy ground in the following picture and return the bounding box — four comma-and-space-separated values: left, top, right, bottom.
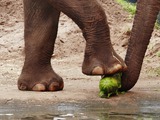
0, 0, 160, 106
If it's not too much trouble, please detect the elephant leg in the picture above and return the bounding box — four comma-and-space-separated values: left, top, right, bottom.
120, 0, 160, 91
48, 0, 127, 75
18, 0, 64, 91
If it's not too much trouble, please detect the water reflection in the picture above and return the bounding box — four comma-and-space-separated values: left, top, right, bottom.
0, 102, 160, 120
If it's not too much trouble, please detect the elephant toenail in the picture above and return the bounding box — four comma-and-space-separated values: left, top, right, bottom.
48, 82, 60, 91
115, 64, 122, 70
32, 84, 46, 91
107, 64, 122, 74
92, 66, 104, 75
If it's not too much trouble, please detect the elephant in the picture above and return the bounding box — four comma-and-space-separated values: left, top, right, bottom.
18, 0, 127, 91
18, 0, 160, 92
120, 0, 160, 91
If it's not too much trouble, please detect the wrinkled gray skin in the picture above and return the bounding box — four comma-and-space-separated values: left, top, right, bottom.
120, 0, 160, 91
18, 0, 160, 92
18, 0, 127, 91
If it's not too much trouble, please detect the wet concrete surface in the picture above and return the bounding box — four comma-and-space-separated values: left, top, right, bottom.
0, 99, 160, 120
0, 76, 160, 120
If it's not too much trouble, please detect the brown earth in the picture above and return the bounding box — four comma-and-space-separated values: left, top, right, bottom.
0, 0, 160, 104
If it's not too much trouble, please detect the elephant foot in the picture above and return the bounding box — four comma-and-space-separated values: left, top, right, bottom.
82, 51, 127, 75
18, 68, 64, 91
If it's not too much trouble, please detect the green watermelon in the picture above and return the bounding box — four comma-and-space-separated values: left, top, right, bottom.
99, 73, 122, 98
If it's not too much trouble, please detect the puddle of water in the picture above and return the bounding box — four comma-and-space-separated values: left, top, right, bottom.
0, 102, 160, 120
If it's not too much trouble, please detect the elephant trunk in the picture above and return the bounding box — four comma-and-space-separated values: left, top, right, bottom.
120, 0, 160, 91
